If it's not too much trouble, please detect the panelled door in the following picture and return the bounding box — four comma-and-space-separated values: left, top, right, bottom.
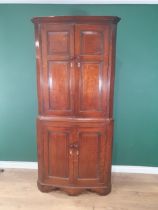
73, 127, 107, 186
40, 23, 110, 118
75, 24, 110, 117
40, 124, 75, 186
40, 24, 75, 116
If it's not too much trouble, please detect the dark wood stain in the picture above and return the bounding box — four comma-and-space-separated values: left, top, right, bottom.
33, 16, 120, 196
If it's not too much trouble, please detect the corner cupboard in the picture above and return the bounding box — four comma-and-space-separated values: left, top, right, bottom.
32, 16, 120, 196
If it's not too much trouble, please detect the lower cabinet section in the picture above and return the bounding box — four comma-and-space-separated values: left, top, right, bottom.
37, 118, 113, 195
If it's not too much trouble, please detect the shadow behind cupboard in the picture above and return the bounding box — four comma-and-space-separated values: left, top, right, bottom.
32, 16, 120, 196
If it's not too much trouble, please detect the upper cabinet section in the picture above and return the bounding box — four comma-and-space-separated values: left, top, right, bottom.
33, 16, 120, 118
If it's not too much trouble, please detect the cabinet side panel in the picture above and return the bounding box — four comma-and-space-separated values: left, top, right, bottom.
105, 120, 114, 184
107, 24, 117, 118
37, 119, 44, 182
34, 23, 43, 114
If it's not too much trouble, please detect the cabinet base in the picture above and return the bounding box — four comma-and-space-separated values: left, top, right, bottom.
37, 181, 58, 192
37, 181, 111, 196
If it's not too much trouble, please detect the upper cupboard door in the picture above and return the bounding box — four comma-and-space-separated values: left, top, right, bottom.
75, 24, 110, 117
40, 24, 75, 116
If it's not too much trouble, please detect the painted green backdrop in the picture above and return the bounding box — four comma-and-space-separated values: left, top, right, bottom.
0, 5, 158, 166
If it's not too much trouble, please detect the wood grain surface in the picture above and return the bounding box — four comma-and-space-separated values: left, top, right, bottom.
33, 16, 120, 195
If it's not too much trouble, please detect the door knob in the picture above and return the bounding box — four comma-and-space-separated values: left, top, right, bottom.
76, 150, 79, 156
76, 55, 81, 68
77, 62, 80, 68
69, 149, 73, 155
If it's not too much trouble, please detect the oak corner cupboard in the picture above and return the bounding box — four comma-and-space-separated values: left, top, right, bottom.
32, 16, 120, 196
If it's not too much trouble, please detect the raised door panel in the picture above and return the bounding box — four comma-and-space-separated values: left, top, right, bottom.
78, 62, 103, 112
74, 127, 107, 186
80, 30, 104, 56
47, 31, 69, 55
75, 24, 110, 117
47, 131, 69, 178
48, 61, 71, 111
40, 24, 75, 116
37, 121, 74, 186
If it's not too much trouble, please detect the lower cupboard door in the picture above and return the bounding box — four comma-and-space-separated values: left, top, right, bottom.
38, 125, 74, 186
74, 127, 107, 186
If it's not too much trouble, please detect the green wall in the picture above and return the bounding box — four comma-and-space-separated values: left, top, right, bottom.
0, 4, 158, 166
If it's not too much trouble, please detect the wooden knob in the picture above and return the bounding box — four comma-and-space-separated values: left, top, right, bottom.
69, 149, 73, 155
